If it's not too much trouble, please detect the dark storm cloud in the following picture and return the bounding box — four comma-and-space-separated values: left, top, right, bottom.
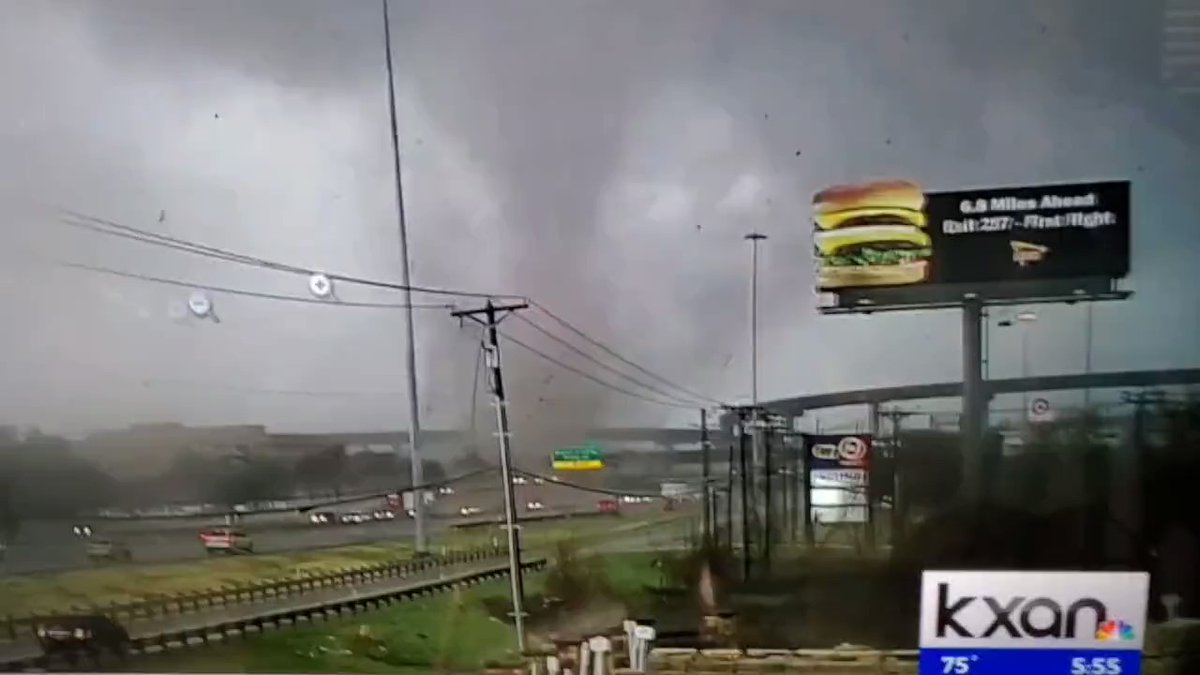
1, 0, 1197, 440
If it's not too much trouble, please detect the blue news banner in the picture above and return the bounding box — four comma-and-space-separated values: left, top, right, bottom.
919, 648, 1140, 675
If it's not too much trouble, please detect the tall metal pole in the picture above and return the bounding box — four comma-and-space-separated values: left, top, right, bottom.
745, 233, 767, 565
481, 301, 527, 652
700, 408, 711, 547
381, 0, 425, 551
961, 296, 985, 505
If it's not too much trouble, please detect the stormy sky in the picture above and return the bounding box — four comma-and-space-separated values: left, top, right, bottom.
1, 0, 1197, 441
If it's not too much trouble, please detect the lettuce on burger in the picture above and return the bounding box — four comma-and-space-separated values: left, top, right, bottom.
813, 180, 931, 290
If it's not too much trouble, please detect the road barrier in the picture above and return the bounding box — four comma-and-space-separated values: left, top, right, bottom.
0, 545, 505, 643
1, 557, 546, 672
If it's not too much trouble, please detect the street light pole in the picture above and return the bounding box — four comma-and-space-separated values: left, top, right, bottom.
745, 233, 767, 412
381, 0, 426, 551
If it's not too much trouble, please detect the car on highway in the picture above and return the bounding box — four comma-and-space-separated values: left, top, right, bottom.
85, 539, 133, 564
525, 500, 545, 511
34, 614, 131, 667
437, 486, 454, 495
458, 506, 483, 517
338, 512, 367, 525
308, 511, 335, 525
72, 524, 93, 537
199, 527, 253, 555
371, 509, 396, 521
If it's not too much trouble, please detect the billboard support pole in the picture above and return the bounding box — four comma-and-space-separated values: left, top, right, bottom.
961, 296, 985, 505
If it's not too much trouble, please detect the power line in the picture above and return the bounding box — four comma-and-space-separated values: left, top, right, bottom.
527, 300, 726, 407
58, 261, 455, 310
61, 210, 524, 301
511, 312, 705, 407
59, 210, 732, 411
496, 327, 696, 409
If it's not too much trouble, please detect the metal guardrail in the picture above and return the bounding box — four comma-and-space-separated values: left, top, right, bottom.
0, 545, 505, 643
0, 557, 547, 672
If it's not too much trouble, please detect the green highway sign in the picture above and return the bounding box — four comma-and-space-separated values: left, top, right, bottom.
552, 444, 604, 471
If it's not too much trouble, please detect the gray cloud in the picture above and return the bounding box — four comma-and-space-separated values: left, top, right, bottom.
1, 0, 1197, 452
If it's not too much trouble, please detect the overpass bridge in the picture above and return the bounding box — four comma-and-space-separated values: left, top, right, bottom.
270, 426, 732, 450
720, 367, 1200, 431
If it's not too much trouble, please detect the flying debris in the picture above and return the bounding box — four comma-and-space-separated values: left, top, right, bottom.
187, 291, 219, 323
307, 273, 333, 299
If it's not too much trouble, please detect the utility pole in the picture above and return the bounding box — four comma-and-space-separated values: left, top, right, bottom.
744, 233, 768, 551
762, 419, 773, 572
700, 408, 711, 547
883, 408, 918, 545
960, 295, 985, 505
381, 0, 427, 551
451, 300, 530, 652
1121, 389, 1164, 570
725, 442, 734, 555
737, 409, 752, 581
866, 403, 880, 551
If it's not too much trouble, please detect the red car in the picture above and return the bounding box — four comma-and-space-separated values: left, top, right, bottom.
597, 499, 619, 514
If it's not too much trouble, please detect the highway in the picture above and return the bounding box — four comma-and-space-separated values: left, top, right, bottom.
1, 476, 647, 575
0, 518, 421, 576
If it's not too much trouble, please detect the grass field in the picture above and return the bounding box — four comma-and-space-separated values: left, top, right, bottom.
0, 510, 686, 618
0, 542, 414, 617
119, 552, 664, 674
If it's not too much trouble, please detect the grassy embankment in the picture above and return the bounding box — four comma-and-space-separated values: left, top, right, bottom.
0, 510, 682, 617
122, 551, 664, 674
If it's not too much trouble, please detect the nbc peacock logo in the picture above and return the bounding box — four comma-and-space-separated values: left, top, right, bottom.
1095, 620, 1136, 642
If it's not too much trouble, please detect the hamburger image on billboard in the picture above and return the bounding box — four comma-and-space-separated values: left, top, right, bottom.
813, 180, 931, 290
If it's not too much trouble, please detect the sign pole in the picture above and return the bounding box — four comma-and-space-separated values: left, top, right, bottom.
961, 295, 985, 505
801, 434, 815, 547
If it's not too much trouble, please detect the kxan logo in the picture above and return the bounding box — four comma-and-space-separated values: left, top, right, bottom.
934, 583, 1134, 641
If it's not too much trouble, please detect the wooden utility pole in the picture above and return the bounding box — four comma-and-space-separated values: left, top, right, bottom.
451, 300, 529, 652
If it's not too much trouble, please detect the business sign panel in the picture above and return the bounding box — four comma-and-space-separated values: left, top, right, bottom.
806, 434, 871, 524
812, 180, 1130, 292
919, 570, 1149, 675
552, 445, 603, 471
808, 434, 871, 470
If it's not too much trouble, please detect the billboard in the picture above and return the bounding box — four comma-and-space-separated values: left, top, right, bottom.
812, 180, 1130, 292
